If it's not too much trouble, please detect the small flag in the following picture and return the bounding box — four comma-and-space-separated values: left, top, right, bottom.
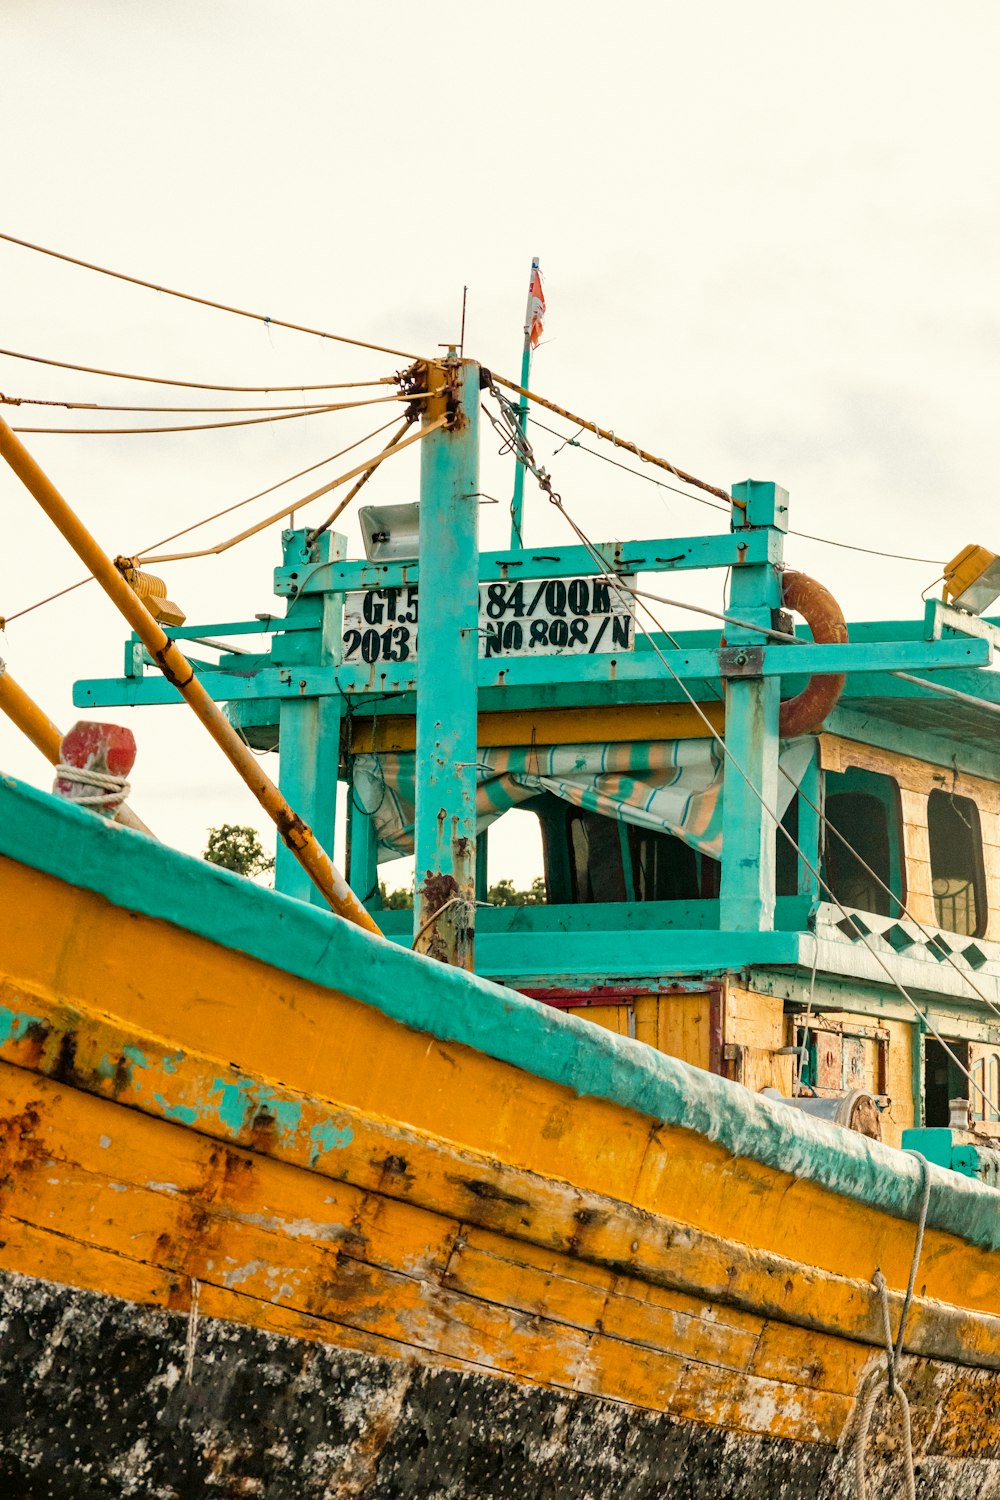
525, 257, 545, 349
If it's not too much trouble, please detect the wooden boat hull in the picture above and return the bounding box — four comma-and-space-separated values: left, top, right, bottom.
2, 777, 1000, 1496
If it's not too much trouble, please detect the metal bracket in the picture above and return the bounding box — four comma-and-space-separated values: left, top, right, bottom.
718, 645, 765, 677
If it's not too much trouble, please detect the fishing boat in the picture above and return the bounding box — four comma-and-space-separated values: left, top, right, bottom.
3, 335, 1000, 1499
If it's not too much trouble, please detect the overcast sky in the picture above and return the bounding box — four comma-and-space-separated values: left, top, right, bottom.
2, 2, 998, 886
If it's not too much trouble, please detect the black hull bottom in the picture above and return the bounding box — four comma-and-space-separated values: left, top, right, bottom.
0, 1271, 995, 1499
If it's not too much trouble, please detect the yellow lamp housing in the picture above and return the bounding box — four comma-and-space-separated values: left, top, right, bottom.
942, 544, 1000, 617
114, 558, 187, 628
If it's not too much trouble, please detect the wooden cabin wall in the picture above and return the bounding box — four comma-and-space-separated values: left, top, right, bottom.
821, 734, 1000, 940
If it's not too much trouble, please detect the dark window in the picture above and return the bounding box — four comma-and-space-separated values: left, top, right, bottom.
566, 808, 719, 905
821, 769, 903, 917
569, 810, 627, 903
928, 789, 986, 937
627, 824, 720, 902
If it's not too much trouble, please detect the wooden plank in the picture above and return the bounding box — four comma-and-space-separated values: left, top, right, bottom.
3, 1003, 1000, 1371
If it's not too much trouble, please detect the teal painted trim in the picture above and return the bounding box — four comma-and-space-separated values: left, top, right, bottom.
272, 530, 344, 906
827, 707, 1000, 781
76, 636, 991, 711
273, 530, 782, 597
720, 490, 782, 931
376, 894, 812, 939
2, 773, 998, 1250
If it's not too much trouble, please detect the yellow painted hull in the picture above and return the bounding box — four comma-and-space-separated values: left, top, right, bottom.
2, 814, 1000, 1495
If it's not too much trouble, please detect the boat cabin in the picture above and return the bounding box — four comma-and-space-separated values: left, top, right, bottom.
74, 409, 1000, 1171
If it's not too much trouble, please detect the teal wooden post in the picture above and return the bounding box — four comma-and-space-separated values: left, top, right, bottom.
413, 357, 480, 968
797, 744, 822, 904
720, 481, 787, 932
273, 528, 344, 906
347, 782, 380, 908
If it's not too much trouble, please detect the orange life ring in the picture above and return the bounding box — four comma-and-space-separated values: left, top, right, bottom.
778, 570, 848, 736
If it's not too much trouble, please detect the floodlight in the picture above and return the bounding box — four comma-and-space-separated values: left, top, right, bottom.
942, 544, 1000, 616
359, 503, 420, 563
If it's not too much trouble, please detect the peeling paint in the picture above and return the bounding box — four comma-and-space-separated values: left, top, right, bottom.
0, 1003, 44, 1048
309, 1118, 353, 1165
152, 1093, 199, 1126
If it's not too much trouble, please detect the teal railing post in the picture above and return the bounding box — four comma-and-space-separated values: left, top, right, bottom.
413, 356, 480, 968
720, 481, 787, 931
347, 779, 380, 910
273, 527, 345, 905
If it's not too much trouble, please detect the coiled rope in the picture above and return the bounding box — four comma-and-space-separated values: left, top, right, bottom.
55, 762, 131, 814
854, 1152, 931, 1500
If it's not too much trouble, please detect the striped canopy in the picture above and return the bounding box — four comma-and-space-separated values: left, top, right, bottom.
352, 738, 814, 864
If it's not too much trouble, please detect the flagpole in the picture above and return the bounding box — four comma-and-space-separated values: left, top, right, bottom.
509, 256, 539, 548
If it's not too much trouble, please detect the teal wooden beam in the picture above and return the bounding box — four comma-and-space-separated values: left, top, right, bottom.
720, 481, 785, 932
273, 529, 782, 597
74, 635, 993, 710
413, 360, 480, 968
271, 529, 344, 906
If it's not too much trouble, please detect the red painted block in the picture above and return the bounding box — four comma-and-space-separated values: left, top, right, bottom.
54, 721, 137, 809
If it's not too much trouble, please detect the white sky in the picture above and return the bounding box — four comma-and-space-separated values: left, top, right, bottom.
2, 2, 998, 888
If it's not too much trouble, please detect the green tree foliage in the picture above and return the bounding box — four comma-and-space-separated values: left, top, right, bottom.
487, 876, 547, 906
375, 877, 547, 909
379, 882, 414, 909
203, 824, 276, 879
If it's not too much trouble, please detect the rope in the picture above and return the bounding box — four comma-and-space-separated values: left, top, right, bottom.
412, 894, 475, 949
0, 344, 394, 392
502, 423, 999, 1118
141, 415, 447, 564
794, 936, 820, 1093
527, 411, 943, 565
0, 230, 419, 361
307, 416, 414, 544
782, 767, 1000, 1027
10, 391, 415, 436
0, 394, 388, 414
1, 418, 404, 627
183, 1277, 201, 1385
854, 1153, 930, 1500
55, 761, 131, 813
491, 370, 735, 507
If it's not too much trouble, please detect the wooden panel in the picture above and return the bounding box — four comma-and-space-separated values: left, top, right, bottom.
823, 735, 1000, 812
568, 1004, 630, 1037
656, 994, 711, 1070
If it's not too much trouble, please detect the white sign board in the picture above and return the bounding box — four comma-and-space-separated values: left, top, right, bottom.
342, 577, 636, 666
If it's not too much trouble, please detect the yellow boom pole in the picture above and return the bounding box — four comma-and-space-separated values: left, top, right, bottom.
0, 657, 154, 836
0, 416, 381, 935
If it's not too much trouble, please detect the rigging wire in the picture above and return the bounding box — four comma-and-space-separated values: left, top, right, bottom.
561, 508, 998, 1116
141, 416, 447, 564
9, 391, 419, 437
0, 230, 420, 362
0, 345, 394, 393
526, 412, 944, 567
2, 416, 403, 626
0, 394, 394, 415
492, 370, 735, 507
780, 763, 1000, 1027
494, 385, 999, 1115
307, 417, 414, 545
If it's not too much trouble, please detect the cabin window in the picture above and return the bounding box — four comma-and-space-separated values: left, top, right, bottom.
924, 1038, 1000, 1133
927, 788, 986, 937
564, 808, 720, 905
970, 1049, 1000, 1127
569, 810, 628, 903
821, 768, 904, 917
